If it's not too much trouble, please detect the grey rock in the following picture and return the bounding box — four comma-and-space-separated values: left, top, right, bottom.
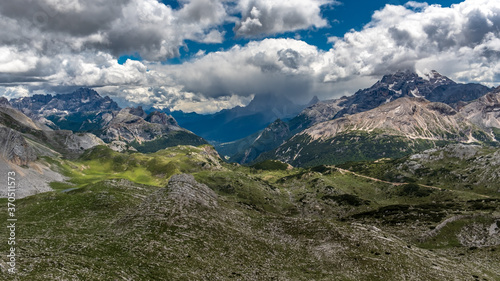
166, 174, 218, 209
0, 126, 37, 166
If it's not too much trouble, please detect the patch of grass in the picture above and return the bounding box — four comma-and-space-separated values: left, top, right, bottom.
398, 183, 434, 197
251, 160, 289, 171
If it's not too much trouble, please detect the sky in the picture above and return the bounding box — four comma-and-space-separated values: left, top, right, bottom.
1, 0, 500, 113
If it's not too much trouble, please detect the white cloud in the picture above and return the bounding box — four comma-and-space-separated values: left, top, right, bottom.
152, 38, 323, 99
234, 0, 337, 37
0, 47, 39, 73
323, 0, 500, 84
2, 0, 500, 114
0, 86, 30, 99
0, 0, 230, 61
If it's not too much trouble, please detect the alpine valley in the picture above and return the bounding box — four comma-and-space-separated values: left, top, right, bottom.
0, 70, 499, 280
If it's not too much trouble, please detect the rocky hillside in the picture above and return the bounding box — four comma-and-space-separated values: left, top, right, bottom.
96, 107, 206, 153
262, 97, 495, 167
7, 88, 208, 153
339, 143, 500, 195
302, 98, 479, 142
0, 143, 498, 280
221, 70, 492, 164
461, 88, 500, 138
0, 103, 104, 198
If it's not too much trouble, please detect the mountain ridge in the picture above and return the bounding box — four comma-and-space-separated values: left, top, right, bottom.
220, 70, 493, 164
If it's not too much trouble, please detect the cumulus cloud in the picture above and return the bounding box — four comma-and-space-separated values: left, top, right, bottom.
233, 0, 337, 37
323, 0, 500, 84
0, 0, 229, 61
152, 38, 323, 99
2, 0, 500, 114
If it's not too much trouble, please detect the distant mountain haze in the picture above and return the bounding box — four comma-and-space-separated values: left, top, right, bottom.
168, 93, 317, 142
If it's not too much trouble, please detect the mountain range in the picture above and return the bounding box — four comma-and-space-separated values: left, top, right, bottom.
220, 70, 494, 164
1, 70, 499, 280
1, 70, 499, 198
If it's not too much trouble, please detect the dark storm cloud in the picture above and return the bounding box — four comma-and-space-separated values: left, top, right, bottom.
0, 0, 128, 38
0, 0, 227, 60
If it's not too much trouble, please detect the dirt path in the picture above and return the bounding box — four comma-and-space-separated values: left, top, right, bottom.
337, 168, 406, 186
336, 167, 491, 198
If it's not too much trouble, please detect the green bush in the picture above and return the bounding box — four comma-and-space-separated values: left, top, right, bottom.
399, 183, 433, 197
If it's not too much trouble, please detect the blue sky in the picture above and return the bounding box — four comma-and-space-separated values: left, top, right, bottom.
1, 0, 500, 113
119, 0, 464, 66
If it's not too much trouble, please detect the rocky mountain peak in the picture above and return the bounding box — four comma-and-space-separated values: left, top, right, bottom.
145, 111, 178, 126
54, 87, 101, 101
127, 106, 147, 118
303, 96, 475, 143
422, 70, 456, 87
380, 69, 419, 84
10, 87, 120, 117
0, 97, 11, 107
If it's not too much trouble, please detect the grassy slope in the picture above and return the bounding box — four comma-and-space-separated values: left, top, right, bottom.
338, 144, 500, 196
0, 145, 498, 280
259, 130, 451, 167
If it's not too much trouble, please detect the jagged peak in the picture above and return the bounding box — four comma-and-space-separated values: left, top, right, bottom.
307, 96, 320, 106
380, 69, 418, 83
0, 97, 11, 107
127, 106, 147, 118
55, 87, 102, 100
421, 70, 456, 85
145, 111, 178, 126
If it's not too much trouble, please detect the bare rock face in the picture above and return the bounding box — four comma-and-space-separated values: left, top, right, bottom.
127, 106, 147, 118
108, 140, 137, 152
145, 111, 178, 126
301, 97, 478, 142
0, 97, 11, 107
460, 91, 500, 129
0, 126, 37, 166
458, 220, 500, 248
166, 174, 218, 209
10, 88, 120, 117
99, 108, 181, 144
139, 174, 218, 218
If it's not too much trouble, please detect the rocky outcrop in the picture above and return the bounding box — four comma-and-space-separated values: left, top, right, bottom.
457, 220, 500, 247
98, 108, 182, 144
46, 130, 105, 153
0, 126, 37, 166
0, 97, 11, 107
145, 111, 178, 126
166, 174, 218, 209
460, 91, 500, 129
334, 70, 456, 118
136, 174, 218, 219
